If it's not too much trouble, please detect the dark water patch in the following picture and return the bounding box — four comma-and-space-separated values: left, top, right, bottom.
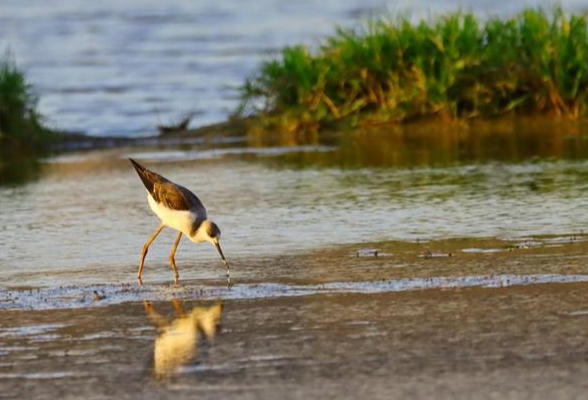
0, 155, 43, 186
262, 121, 588, 169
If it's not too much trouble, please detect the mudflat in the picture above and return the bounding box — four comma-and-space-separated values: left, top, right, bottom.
2, 238, 588, 399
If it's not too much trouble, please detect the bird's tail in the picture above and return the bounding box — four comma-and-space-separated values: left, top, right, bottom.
129, 158, 158, 194
129, 158, 147, 174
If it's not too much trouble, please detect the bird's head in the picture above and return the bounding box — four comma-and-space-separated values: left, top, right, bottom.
201, 220, 221, 243
200, 220, 227, 264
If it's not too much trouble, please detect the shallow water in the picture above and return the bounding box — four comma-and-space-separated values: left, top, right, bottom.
1, 0, 586, 136
3, 125, 588, 287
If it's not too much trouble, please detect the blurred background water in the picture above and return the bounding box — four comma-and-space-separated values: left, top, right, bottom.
0, 0, 586, 136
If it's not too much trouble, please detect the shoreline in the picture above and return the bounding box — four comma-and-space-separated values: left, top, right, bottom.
52, 118, 251, 152
52, 114, 588, 153
3, 234, 588, 310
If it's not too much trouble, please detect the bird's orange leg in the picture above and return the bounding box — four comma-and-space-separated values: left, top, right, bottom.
169, 232, 182, 283
138, 224, 164, 283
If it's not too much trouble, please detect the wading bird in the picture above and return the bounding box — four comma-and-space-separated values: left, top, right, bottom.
130, 158, 230, 286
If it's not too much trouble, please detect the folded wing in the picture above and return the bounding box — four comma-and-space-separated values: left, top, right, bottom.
129, 158, 207, 216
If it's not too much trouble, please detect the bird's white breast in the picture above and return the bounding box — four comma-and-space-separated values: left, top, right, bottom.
148, 194, 195, 235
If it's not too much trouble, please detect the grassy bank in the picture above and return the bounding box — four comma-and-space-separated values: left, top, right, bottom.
0, 55, 55, 153
0, 55, 57, 184
237, 8, 588, 132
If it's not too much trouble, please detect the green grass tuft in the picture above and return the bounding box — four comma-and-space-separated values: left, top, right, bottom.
0, 54, 57, 185
0, 53, 55, 154
237, 7, 588, 131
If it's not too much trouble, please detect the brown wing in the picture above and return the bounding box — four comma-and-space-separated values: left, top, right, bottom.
152, 181, 207, 214
129, 158, 207, 215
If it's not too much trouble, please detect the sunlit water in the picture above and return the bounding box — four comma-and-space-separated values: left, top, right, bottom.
0, 0, 586, 136
2, 125, 588, 287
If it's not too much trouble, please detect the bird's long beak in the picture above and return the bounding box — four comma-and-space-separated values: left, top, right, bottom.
213, 240, 232, 288
214, 241, 228, 265
212, 239, 233, 289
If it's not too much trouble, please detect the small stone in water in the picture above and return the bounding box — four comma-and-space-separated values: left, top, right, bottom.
421, 250, 453, 259
93, 291, 106, 301
356, 249, 379, 258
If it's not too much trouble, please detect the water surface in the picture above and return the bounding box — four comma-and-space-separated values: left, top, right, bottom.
3, 280, 588, 399
2, 123, 588, 286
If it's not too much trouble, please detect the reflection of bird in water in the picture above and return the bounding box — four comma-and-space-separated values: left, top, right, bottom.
144, 300, 223, 379
130, 158, 231, 286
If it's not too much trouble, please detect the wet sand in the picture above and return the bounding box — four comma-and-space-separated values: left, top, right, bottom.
3, 239, 588, 399
2, 285, 588, 399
